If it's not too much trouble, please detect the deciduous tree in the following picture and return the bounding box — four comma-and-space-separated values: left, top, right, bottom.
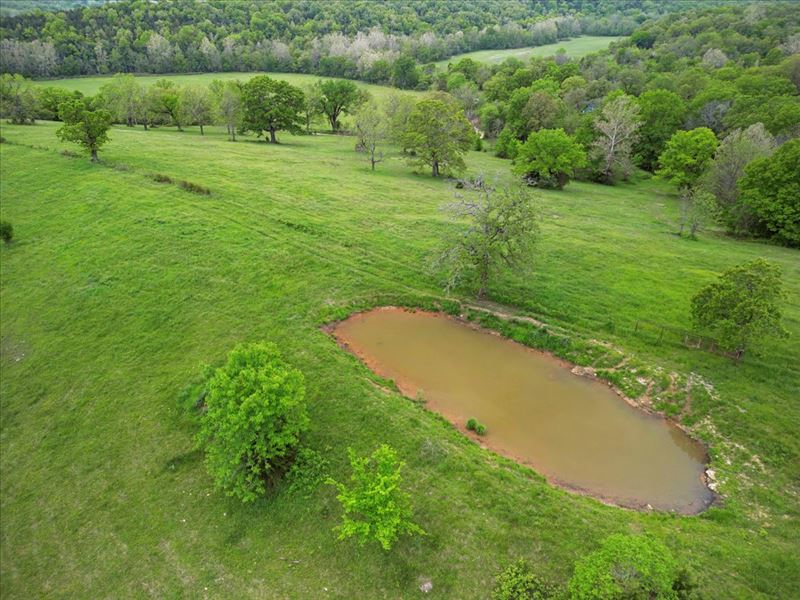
392, 55, 420, 90
99, 73, 143, 127
147, 79, 183, 130
180, 84, 214, 135
591, 95, 641, 183
635, 89, 686, 171
327, 445, 424, 550
514, 128, 586, 189
315, 79, 367, 132
738, 139, 800, 247
691, 258, 787, 360
437, 178, 539, 299
658, 127, 718, 190
241, 75, 305, 143
196, 342, 308, 502
0, 73, 38, 124
702, 123, 775, 234
210, 79, 242, 141
56, 99, 112, 162
300, 82, 323, 134
401, 94, 473, 177
354, 102, 386, 170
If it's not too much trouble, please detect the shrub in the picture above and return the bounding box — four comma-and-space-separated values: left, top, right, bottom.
327, 444, 425, 550
196, 342, 308, 502
466, 417, 478, 430
179, 179, 212, 195
492, 558, 557, 600
475, 423, 487, 436
149, 173, 173, 184
0, 221, 12, 244
285, 447, 329, 498
568, 534, 682, 600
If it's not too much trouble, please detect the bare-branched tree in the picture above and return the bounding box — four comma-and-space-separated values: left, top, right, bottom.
436, 177, 539, 299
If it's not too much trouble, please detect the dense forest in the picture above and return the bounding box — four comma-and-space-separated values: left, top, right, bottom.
0, 1, 104, 19
2, 0, 730, 81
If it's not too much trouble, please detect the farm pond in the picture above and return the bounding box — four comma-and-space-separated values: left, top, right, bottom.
332, 308, 713, 513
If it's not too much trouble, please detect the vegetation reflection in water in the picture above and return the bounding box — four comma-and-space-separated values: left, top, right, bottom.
334, 308, 713, 513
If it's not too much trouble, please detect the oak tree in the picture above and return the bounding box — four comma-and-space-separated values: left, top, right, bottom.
241, 75, 305, 143
56, 99, 112, 162
401, 94, 473, 177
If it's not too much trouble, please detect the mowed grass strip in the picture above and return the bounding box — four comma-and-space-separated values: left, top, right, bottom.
435, 35, 624, 67
0, 122, 798, 598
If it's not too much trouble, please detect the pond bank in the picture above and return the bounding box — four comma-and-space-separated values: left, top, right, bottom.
328, 306, 715, 514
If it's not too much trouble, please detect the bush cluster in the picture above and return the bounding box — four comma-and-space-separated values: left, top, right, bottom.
196, 342, 308, 502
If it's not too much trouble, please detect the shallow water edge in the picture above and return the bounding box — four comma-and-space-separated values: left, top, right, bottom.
326, 306, 716, 515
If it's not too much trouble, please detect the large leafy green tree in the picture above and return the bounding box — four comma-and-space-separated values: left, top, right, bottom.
514, 128, 587, 189
738, 139, 800, 247
400, 94, 473, 177
241, 75, 305, 143
438, 179, 539, 299
635, 89, 686, 171
197, 342, 308, 502
147, 79, 183, 130
691, 258, 787, 360
315, 79, 367, 132
658, 127, 718, 190
36, 85, 82, 121
327, 444, 424, 551
56, 99, 112, 161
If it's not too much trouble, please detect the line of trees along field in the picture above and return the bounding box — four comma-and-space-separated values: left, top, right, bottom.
3, 2, 796, 247
0, 0, 733, 81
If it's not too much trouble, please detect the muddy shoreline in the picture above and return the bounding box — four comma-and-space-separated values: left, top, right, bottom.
325, 305, 716, 515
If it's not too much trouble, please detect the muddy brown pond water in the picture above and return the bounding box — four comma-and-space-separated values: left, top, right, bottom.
332, 308, 713, 513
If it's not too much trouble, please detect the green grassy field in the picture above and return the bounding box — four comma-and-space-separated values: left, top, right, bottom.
1, 121, 798, 598
435, 36, 623, 67
34, 71, 422, 101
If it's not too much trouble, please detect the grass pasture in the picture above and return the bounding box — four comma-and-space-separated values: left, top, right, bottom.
33, 71, 423, 101
0, 121, 799, 598
434, 36, 623, 67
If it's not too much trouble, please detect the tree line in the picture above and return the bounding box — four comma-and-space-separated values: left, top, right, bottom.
0, 0, 717, 81
432, 2, 798, 247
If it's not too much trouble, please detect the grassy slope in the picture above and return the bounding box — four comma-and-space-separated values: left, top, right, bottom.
434, 36, 623, 67
33, 71, 422, 101
0, 122, 798, 599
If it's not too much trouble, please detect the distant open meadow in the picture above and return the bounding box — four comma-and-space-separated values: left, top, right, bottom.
435, 36, 623, 67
